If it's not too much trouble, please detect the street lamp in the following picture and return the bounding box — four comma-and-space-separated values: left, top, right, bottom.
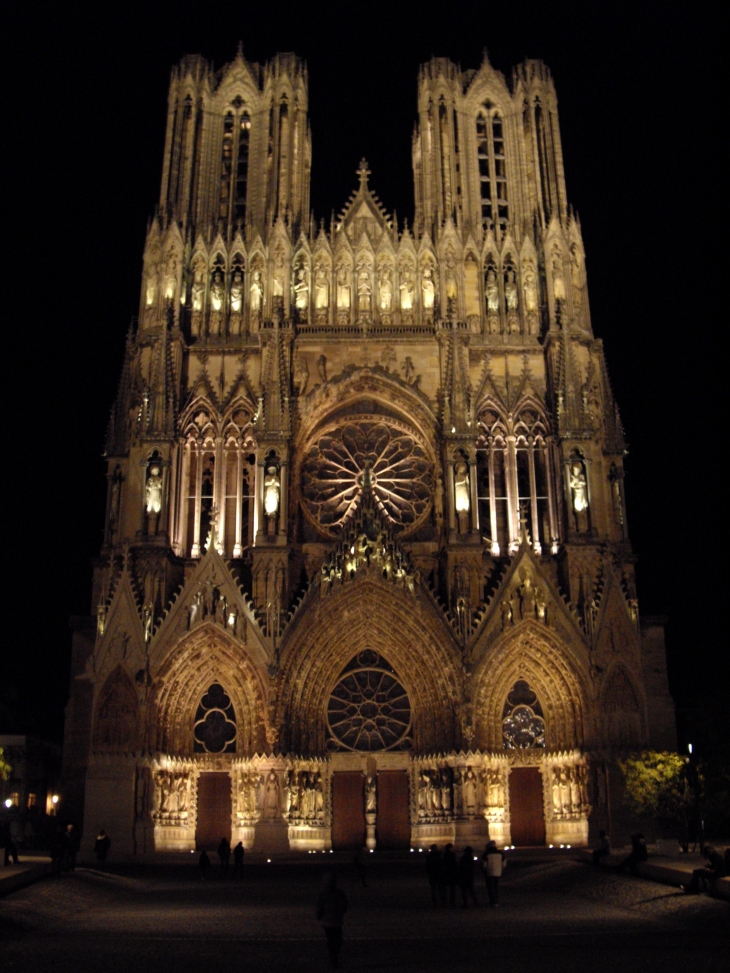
686, 742, 704, 855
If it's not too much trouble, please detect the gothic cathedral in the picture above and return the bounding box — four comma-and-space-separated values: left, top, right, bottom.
63, 49, 676, 855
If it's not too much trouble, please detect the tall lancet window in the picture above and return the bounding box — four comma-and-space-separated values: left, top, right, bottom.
219, 112, 234, 220
476, 106, 509, 231
234, 113, 250, 223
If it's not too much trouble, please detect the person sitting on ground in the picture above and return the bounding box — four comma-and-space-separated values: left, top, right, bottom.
592, 830, 611, 866
316, 870, 348, 969
681, 845, 727, 895
457, 846, 479, 908
425, 844, 443, 907
94, 829, 111, 863
616, 832, 648, 874
480, 840, 506, 907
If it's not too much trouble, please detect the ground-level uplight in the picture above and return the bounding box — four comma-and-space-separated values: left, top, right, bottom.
3, 799, 11, 808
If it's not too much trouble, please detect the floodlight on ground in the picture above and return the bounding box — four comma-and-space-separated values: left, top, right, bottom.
3, 799, 11, 808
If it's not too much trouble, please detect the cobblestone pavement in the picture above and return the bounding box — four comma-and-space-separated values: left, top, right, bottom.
0, 858, 727, 971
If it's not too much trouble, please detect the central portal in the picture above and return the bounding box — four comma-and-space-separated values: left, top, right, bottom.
508, 767, 545, 846
195, 772, 231, 851
376, 770, 410, 849
331, 772, 366, 849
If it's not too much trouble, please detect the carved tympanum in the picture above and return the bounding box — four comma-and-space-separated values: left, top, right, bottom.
301, 421, 432, 535
502, 679, 545, 750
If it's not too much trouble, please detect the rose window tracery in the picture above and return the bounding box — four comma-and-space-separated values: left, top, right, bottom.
502, 679, 545, 750
327, 649, 412, 752
193, 683, 237, 754
301, 421, 432, 536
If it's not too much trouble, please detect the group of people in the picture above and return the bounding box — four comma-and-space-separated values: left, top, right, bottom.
198, 836, 245, 879
426, 841, 506, 908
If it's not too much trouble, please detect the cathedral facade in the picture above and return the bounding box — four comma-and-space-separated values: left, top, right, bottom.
63, 49, 676, 855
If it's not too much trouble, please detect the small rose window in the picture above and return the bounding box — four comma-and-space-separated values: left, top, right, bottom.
502, 679, 545, 750
193, 683, 237, 754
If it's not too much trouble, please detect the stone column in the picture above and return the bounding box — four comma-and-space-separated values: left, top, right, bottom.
278, 461, 288, 537
487, 450, 499, 556
233, 446, 244, 558
468, 456, 479, 533
190, 445, 203, 558
527, 445, 541, 554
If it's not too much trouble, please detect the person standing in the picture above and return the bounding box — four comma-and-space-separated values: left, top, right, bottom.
316, 870, 348, 969
217, 837, 230, 877
457, 846, 479, 908
480, 841, 506, 907
442, 843, 458, 906
2, 821, 18, 866
425, 844, 443, 907
232, 841, 244, 879
94, 829, 111, 864
592, 830, 611, 866
198, 849, 211, 880
64, 824, 80, 872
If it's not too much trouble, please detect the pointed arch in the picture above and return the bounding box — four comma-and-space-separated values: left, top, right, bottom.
152, 625, 267, 756
94, 666, 139, 751
472, 624, 590, 751
601, 664, 644, 749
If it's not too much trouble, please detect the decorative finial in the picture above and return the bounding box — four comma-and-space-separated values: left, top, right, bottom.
236, 40, 244, 59
357, 158, 371, 188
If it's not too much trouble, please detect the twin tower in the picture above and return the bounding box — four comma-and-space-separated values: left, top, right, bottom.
63, 48, 675, 858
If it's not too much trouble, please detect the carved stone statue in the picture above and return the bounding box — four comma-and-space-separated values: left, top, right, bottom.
421, 266, 435, 310
463, 767, 477, 814
444, 254, 458, 302
210, 272, 224, 312
191, 259, 206, 312
453, 462, 470, 515
164, 252, 178, 302
505, 270, 519, 312
570, 246, 583, 308
271, 246, 286, 297
365, 774, 377, 813
523, 269, 538, 312
399, 269, 414, 310
264, 467, 280, 517
357, 264, 372, 311
294, 355, 309, 395
552, 251, 566, 302
440, 770, 452, 814
145, 265, 158, 307
378, 266, 393, 311
314, 261, 330, 309
317, 354, 328, 383
144, 466, 162, 520
230, 271, 243, 313
293, 266, 309, 310
569, 462, 588, 514
485, 268, 499, 313
452, 768, 463, 816
263, 770, 280, 818
336, 261, 351, 309
314, 773, 324, 817
250, 269, 263, 312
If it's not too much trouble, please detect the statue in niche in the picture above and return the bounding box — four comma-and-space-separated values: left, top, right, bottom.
380, 344, 396, 370
164, 252, 177, 302
551, 251, 566, 302
294, 355, 309, 395
569, 768, 581, 810
440, 770, 452, 814
357, 263, 372, 311
145, 465, 163, 517
282, 771, 293, 816
559, 767, 570, 812
501, 599, 513, 629
264, 467, 280, 518
365, 775, 377, 814
485, 268, 499, 313
191, 259, 206, 312
454, 461, 470, 532
378, 265, 393, 311
399, 268, 415, 310
230, 271, 244, 313
463, 767, 477, 814
431, 774, 442, 813
452, 768, 463, 816
505, 270, 519, 312
314, 773, 324, 817
552, 770, 563, 814
263, 770, 280, 818
189, 588, 203, 627
271, 246, 286, 297
569, 461, 589, 530
250, 269, 263, 313
523, 269, 538, 312
444, 253, 458, 302
401, 357, 415, 383
314, 260, 329, 309
174, 775, 188, 813
336, 261, 351, 309
486, 769, 501, 807
210, 272, 224, 312
570, 246, 583, 309
145, 262, 158, 307
421, 265, 435, 310
293, 265, 309, 312
519, 575, 536, 620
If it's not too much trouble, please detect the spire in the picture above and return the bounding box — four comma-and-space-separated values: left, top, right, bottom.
357, 158, 371, 189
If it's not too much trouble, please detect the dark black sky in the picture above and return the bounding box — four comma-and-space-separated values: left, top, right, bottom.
4, 2, 723, 743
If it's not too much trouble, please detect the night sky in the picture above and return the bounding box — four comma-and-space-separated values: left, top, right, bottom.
4, 3, 722, 747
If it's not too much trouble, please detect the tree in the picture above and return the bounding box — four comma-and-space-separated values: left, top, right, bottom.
0, 747, 10, 782
619, 750, 696, 844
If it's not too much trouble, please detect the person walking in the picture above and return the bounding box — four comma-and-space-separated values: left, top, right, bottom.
316, 870, 348, 969
2, 821, 18, 866
217, 836, 230, 877
592, 830, 611, 866
442, 842, 458, 906
232, 841, 245, 879
425, 844, 443, 907
198, 849, 211, 880
480, 840, 506, 907
457, 846, 479, 908
94, 829, 111, 864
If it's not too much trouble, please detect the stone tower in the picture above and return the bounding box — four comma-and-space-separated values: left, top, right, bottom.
63, 48, 675, 856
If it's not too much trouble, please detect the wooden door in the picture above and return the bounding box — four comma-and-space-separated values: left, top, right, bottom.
509, 767, 546, 846
376, 771, 411, 849
195, 772, 232, 851
331, 772, 365, 850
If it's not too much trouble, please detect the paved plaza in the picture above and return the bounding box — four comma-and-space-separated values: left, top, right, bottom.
1, 856, 727, 972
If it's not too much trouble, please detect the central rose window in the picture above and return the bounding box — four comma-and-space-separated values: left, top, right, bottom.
300, 420, 432, 536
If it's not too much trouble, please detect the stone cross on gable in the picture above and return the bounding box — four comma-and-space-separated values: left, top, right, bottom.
357, 158, 371, 188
